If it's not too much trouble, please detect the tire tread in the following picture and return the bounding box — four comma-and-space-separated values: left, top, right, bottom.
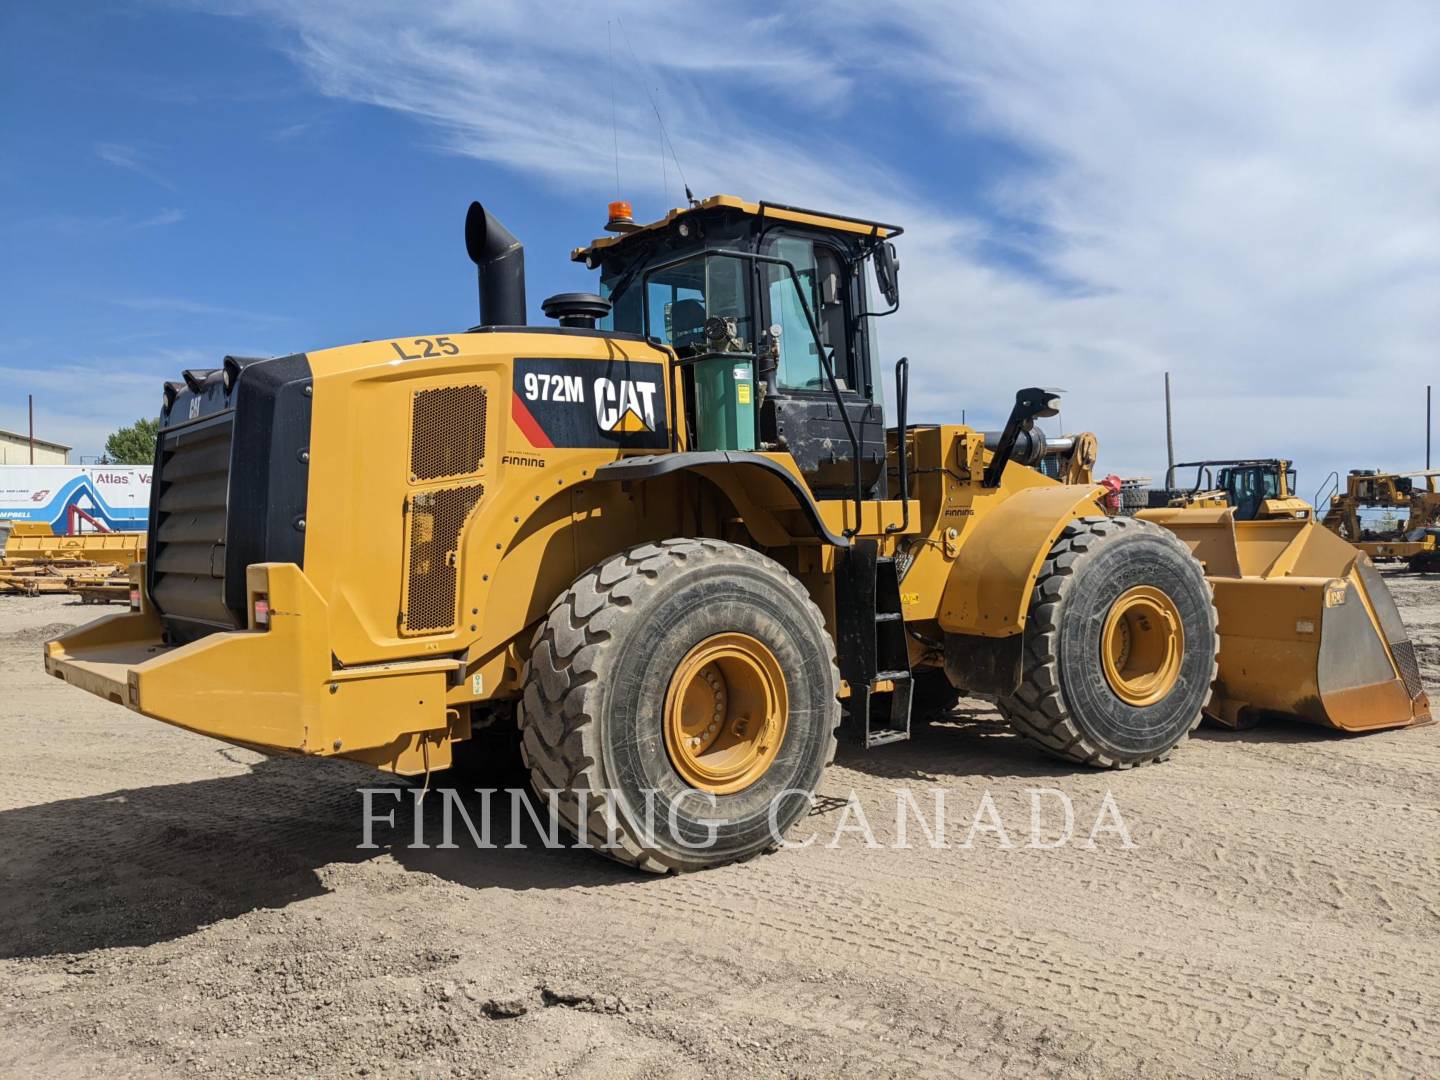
996, 515, 1219, 768
516, 538, 840, 873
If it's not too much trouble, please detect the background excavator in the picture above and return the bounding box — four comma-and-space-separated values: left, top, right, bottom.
42, 194, 1430, 872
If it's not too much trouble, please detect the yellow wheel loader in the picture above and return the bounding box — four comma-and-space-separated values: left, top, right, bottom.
44, 195, 1430, 872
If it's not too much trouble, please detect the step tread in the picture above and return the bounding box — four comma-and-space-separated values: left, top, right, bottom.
873, 669, 913, 682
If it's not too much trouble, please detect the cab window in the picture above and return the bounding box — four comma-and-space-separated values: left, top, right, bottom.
602, 255, 753, 354
763, 234, 850, 391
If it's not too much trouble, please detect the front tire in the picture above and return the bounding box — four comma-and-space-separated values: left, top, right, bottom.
518, 539, 840, 873
997, 516, 1218, 767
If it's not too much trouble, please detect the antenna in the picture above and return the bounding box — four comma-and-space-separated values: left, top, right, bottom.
616, 17, 696, 206
657, 86, 669, 205
607, 21, 620, 199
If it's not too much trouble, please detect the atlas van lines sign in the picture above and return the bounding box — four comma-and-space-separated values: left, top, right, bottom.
0, 465, 153, 530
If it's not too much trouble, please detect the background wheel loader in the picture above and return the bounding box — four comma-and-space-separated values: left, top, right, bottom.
43, 195, 1430, 872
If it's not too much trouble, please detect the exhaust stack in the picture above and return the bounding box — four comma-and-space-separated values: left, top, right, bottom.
464, 201, 527, 327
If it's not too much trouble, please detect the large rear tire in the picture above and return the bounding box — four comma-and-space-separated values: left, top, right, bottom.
997, 516, 1218, 768
518, 539, 840, 873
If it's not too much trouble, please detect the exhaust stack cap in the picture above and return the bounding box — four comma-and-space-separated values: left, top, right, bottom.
464, 201, 527, 327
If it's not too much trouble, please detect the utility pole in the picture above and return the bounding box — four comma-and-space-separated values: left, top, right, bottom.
1427, 384, 1432, 470
1164, 372, 1175, 482
28, 394, 34, 464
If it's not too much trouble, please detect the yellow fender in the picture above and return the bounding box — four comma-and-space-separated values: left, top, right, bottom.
939, 484, 1105, 637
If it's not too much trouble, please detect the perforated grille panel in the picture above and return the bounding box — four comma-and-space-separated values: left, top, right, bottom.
1355, 557, 1426, 701
410, 385, 487, 482
1392, 639, 1424, 700
400, 483, 485, 635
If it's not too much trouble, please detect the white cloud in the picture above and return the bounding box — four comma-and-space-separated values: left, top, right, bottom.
208, 0, 1440, 485
95, 141, 178, 190
131, 208, 186, 229
13, 207, 187, 236
107, 295, 288, 322
835, 2, 1440, 481
0, 346, 263, 459
0, 361, 169, 460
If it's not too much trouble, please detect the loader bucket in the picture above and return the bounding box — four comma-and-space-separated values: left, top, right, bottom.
1138, 508, 1430, 732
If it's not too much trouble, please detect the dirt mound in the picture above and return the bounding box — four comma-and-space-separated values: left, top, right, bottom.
3, 621, 84, 646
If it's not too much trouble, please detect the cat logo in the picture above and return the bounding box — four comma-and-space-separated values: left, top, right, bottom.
594, 377, 658, 434
512, 357, 668, 450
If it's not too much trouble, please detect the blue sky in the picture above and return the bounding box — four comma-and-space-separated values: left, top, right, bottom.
2, 1, 1437, 489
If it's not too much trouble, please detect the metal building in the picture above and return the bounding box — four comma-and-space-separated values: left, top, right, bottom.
0, 428, 70, 465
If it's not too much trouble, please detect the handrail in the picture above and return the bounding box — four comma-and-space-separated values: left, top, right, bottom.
1314, 470, 1340, 512
754, 200, 904, 239
886, 356, 910, 534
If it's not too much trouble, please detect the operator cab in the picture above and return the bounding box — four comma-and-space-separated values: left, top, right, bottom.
1217, 462, 1296, 521
1168, 459, 1305, 521
573, 195, 902, 500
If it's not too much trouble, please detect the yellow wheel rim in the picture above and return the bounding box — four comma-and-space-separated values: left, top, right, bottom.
1100, 586, 1184, 707
663, 633, 788, 795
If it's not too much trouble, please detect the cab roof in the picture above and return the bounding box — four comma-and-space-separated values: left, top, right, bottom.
571, 194, 900, 264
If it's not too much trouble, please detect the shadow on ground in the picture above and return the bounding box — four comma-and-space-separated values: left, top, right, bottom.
0, 707, 1363, 961
833, 706, 1092, 783
0, 755, 643, 961
1190, 716, 1377, 747
0, 709, 1095, 963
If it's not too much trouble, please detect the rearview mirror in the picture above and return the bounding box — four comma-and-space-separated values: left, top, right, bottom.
874, 241, 900, 307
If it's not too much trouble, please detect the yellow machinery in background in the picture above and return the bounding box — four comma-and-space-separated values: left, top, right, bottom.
1166, 459, 1311, 521
1318, 469, 1440, 572
3, 522, 146, 567
2, 521, 145, 596
42, 194, 1430, 873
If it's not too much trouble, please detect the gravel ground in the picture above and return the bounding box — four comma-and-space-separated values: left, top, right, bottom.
1, 573, 1437, 1079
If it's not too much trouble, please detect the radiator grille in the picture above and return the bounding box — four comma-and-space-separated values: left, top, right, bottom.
410, 385, 488, 482
150, 416, 237, 633
400, 483, 484, 635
